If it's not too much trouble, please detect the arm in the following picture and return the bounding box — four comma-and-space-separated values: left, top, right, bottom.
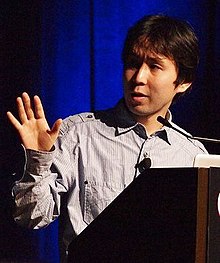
7, 92, 65, 228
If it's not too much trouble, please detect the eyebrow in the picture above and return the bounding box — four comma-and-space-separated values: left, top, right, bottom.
126, 52, 169, 67
145, 56, 166, 65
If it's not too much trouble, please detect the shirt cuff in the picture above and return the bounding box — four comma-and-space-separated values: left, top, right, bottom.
25, 147, 55, 175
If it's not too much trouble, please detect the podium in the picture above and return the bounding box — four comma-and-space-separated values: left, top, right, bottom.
67, 168, 220, 263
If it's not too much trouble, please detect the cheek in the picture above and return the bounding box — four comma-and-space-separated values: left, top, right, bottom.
123, 71, 135, 93
158, 72, 177, 86
124, 69, 136, 82
152, 75, 176, 94
150, 78, 176, 100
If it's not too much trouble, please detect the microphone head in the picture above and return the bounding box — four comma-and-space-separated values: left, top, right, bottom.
157, 116, 172, 128
137, 157, 151, 173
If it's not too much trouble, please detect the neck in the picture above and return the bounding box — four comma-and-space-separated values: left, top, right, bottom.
133, 113, 166, 135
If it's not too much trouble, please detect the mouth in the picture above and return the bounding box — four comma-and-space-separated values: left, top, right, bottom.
130, 91, 148, 100
131, 92, 148, 97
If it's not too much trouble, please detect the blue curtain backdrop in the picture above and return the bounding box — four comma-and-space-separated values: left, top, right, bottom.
38, 1, 219, 262
1, 0, 220, 262
40, 0, 220, 138
41, 0, 211, 121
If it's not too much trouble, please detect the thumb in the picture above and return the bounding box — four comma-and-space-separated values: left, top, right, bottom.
49, 118, 63, 139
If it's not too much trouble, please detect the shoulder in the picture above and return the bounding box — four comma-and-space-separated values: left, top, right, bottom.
168, 122, 208, 154
59, 112, 96, 136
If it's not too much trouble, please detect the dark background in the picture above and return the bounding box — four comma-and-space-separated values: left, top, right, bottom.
1, 0, 220, 262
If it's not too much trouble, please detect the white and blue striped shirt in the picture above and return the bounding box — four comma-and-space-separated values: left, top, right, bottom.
13, 99, 208, 256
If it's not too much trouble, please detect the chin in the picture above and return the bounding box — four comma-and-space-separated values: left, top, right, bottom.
128, 106, 151, 117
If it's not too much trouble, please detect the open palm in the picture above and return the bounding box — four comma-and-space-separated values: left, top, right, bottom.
7, 92, 62, 151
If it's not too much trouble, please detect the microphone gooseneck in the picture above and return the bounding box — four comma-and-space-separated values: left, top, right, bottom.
157, 116, 220, 144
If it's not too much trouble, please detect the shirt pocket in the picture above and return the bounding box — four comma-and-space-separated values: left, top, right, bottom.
83, 180, 125, 225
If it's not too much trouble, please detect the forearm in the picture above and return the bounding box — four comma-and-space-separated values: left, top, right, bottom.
12, 148, 61, 229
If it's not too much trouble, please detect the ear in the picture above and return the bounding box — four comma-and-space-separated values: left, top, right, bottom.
175, 82, 192, 94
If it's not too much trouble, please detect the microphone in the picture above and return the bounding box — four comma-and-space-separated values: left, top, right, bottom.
157, 116, 220, 144
135, 157, 151, 174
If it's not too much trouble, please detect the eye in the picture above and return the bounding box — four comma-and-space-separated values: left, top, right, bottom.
149, 63, 162, 71
124, 55, 142, 70
124, 60, 142, 69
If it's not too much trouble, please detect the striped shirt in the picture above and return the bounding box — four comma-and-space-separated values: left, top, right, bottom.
13, 99, 207, 257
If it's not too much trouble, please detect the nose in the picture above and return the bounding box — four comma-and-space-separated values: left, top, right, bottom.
135, 63, 149, 85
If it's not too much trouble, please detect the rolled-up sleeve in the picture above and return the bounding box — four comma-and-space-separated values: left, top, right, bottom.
12, 148, 63, 228
12, 118, 78, 229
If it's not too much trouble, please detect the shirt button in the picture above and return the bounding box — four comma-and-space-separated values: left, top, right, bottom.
87, 115, 93, 118
84, 180, 88, 184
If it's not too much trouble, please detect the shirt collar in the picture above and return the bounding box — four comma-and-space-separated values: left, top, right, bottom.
114, 99, 171, 145
114, 99, 138, 135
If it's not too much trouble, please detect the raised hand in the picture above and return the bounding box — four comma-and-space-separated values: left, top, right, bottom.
7, 92, 62, 151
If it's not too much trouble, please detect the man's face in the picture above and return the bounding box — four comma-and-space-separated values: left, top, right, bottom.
123, 52, 190, 121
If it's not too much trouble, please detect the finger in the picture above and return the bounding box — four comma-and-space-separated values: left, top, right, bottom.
34, 95, 45, 119
22, 92, 35, 120
17, 96, 28, 123
7, 111, 22, 130
49, 119, 63, 138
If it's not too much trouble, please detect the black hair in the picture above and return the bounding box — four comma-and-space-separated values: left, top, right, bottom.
122, 15, 199, 100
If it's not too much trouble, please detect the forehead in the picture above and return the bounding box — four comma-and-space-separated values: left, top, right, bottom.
130, 35, 174, 61
128, 48, 176, 67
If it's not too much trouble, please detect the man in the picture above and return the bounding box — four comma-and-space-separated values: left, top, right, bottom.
7, 14, 207, 261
